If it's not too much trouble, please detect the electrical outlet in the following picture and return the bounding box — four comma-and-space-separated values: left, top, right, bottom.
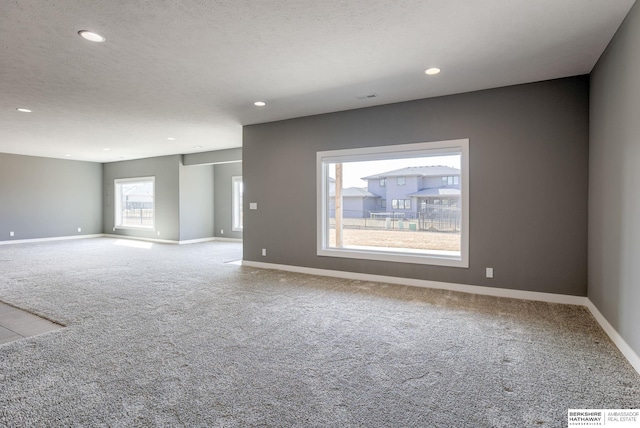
250, 203, 258, 210
112, 227, 116, 232
77, 227, 82, 233
486, 267, 494, 278
10, 231, 14, 237
221, 229, 224, 234
157, 231, 161, 236
262, 248, 267, 257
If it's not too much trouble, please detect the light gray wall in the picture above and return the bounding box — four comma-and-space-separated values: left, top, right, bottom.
179, 162, 214, 241
214, 162, 243, 240
103, 155, 181, 241
589, 3, 640, 357
0, 153, 102, 241
243, 76, 589, 295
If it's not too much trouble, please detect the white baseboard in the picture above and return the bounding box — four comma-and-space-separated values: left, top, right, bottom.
241, 260, 640, 376
1, 234, 242, 246
0, 234, 103, 246
213, 237, 243, 243
178, 237, 217, 245
584, 299, 640, 375
241, 260, 586, 305
104, 234, 241, 245
103, 234, 179, 244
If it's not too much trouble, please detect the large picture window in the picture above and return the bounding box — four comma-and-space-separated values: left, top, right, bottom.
114, 177, 155, 229
232, 176, 243, 231
317, 139, 469, 267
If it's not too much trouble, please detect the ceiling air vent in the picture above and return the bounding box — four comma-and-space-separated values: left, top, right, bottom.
356, 93, 378, 100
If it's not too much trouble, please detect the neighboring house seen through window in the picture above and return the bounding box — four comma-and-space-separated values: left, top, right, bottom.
391, 199, 411, 210
442, 176, 459, 186
317, 139, 469, 267
114, 177, 155, 229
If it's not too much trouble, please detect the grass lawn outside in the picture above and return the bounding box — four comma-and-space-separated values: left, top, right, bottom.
329, 228, 460, 252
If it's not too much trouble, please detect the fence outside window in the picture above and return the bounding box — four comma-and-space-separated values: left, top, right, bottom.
329, 204, 460, 233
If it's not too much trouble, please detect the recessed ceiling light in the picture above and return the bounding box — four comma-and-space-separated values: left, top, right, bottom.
254, 101, 266, 107
16, 108, 32, 113
167, 137, 176, 141
78, 30, 105, 42
103, 148, 110, 151
193, 146, 203, 149
425, 67, 441, 75
64, 154, 72, 157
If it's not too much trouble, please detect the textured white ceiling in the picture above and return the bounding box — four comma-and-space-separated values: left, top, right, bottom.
0, 0, 635, 162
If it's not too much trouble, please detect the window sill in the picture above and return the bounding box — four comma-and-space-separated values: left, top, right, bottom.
318, 246, 468, 268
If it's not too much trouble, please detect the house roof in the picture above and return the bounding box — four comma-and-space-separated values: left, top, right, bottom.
407, 186, 461, 197
362, 166, 460, 180
122, 181, 153, 197
330, 187, 379, 198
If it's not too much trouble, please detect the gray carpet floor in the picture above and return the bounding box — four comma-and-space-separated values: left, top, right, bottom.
0, 238, 638, 427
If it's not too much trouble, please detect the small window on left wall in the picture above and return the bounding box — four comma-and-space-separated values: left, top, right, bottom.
232, 176, 243, 231
114, 177, 155, 229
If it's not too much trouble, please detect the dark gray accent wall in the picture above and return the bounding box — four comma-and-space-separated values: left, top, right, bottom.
0, 153, 102, 241
214, 162, 243, 240
589, 3, 640, 356
179, 162, 214, 241
243, 76, 589, 296
103, 155, 180, 241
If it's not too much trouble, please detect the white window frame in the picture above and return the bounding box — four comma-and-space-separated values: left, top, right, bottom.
316, 139, 469, 268
232, 176, 243, 232
114, 176, 155, 230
